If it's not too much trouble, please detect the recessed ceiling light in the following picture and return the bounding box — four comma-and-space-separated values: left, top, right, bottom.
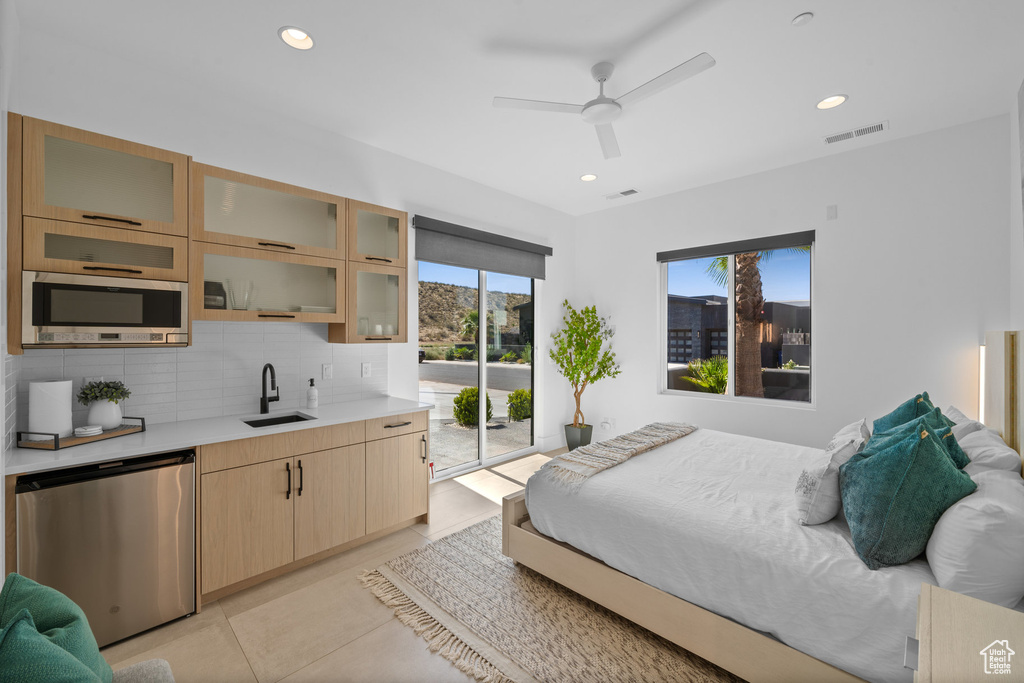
279, 26, 314, 50
816, 94, 847, 110
580, 174, 598, 182
791, 12, 814, 27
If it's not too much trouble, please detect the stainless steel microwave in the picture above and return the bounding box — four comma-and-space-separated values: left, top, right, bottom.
22, 271, 188, 347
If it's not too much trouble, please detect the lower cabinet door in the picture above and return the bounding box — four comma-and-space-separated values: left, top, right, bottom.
201, 458, 295, 593
294, 445, 366, 560
366, 432, 429, 534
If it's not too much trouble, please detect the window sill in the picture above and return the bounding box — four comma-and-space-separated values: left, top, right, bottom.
661, 388, 817, 411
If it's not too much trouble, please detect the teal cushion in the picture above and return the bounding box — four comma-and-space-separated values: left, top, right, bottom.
868, 408, 969, 469
0, 574, 111, 683
872, 391, 937, 433
840, 426, 977, 570
0, 608, 105, 683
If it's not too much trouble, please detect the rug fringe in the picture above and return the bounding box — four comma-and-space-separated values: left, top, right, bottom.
360, 569, 516, 683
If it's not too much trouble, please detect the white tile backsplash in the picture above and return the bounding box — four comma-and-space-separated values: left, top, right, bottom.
6, 322, 390, 434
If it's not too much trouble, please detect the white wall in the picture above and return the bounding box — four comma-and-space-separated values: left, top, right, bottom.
6, 25, 575, 451
575, 116, 1012, 448
1009, 80, 1024, 328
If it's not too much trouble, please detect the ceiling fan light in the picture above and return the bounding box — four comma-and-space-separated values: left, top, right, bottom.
279, 25, 314, 50
580, 174, 598, 182
817, 94, 847, 110
581, 100, 622, 125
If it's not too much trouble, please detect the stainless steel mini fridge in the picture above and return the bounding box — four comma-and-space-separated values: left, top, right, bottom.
16, 450, 195, 647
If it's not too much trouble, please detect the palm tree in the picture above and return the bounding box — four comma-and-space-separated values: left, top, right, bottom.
705, 247, 810, 398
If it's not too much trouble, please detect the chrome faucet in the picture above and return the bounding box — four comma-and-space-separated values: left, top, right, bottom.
261, 363, 279, 414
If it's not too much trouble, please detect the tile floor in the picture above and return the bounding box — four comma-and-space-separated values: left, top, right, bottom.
102, 451, 555, 683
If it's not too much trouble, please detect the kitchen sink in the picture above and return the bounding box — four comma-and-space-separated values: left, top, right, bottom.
243, 413, 316, 428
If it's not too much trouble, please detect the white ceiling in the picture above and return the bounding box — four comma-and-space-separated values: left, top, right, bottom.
15, 1, 1024, 216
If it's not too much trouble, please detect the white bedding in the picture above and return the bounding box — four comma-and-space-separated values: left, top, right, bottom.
525, 428, 935, 683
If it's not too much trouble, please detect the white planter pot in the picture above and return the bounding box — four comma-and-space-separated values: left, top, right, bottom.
87, 400, 122, 430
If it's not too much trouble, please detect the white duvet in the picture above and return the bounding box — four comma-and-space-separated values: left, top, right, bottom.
525, 428, 934, 683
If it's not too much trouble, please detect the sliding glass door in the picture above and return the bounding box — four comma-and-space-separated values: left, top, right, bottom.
418, 263, 534, 477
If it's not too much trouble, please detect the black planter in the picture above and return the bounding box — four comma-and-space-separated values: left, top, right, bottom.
564, 424, 594, 451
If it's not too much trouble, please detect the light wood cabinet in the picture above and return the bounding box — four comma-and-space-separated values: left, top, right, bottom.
191, 242, 345, 323
329, 262, 407, 343
201, 457, 295, 593
23, 217, 188, 282
347, 200, 407, 268
294, 445, 366, 560
366, 431, 429, 535
365, 411, 428, 441
22, 117, 189, 236
191, 163, 345, 260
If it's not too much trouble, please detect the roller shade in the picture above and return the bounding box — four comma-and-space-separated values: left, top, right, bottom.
413, 215, 553, 280
657, 230, 815, 262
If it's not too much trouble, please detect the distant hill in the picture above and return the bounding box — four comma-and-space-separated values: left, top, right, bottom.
419, 281, 530, 343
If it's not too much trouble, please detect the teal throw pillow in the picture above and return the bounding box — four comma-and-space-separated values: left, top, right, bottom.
867, 408, 968, 469
840, 426, 977, 570
0, 608, 106, 683
872, 391, 936, 433
0, 574, 111, 683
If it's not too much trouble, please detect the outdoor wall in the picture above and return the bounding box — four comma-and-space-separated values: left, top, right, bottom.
574, 115, 1012, 448
3, 24, 576, 452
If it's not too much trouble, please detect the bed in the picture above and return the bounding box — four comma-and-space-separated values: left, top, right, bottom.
503, 428, 937, 683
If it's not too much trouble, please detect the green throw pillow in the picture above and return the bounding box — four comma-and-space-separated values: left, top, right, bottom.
840, 426, 977, 570
0, 574, 111, 683
867, 408, 969, 469
872, 391, 937, 433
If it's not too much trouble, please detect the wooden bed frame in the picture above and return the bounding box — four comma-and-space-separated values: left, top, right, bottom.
502, 491, 864, 683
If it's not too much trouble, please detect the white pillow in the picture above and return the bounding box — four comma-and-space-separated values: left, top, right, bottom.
944, 404, 972, 424
959, 428, 1022, 476
927, 469, 1024, 607
943, 404, 986, 441
795, 419, 869, 525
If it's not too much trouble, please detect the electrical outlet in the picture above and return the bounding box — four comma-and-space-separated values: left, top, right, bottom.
322, 363, 333, 380
361, 362, 371, 378
600, 417, 616, 431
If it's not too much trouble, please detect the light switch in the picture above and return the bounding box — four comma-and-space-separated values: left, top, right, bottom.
322, 363, 333, 380
361, 362, 371, 378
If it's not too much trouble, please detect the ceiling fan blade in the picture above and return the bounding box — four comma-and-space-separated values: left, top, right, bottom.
595, 124, 621, 159
616, 52, 716, 106
492, 97, 584, 114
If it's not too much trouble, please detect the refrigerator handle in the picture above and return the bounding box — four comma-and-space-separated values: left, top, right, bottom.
285, 461, 291, 500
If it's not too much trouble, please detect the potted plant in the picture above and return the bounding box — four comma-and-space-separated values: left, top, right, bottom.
549, 299, 621, 449
77, 379, 131, 430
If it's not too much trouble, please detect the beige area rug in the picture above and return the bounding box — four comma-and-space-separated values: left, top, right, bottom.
361, 516, 743, 683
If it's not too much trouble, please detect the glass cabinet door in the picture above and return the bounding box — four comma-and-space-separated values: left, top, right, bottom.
23, 217, 188, 282
194, 243, 344, 323
346, 263, 406, 342
22, 117, 189, 236
192, 164, 344, 260
347, 200, 407, 268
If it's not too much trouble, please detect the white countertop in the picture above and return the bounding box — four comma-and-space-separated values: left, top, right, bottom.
5, 397, 433, 476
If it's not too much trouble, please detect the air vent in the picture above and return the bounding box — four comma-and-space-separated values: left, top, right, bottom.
606, 189, 640, 200
823, 120, 889, 145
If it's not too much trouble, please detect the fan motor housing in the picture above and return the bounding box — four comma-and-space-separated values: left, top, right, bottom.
582, 98, 622, 124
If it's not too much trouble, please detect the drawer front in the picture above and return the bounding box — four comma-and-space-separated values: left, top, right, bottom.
310, 420, 366, 452
365, 411, 428, 441
200, 421, 368, 473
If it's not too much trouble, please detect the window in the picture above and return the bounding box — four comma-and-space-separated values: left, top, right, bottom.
659, 232, 813, 403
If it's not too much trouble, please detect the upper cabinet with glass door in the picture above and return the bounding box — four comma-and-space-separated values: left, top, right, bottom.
22, 117, 189, 236
192, 164, 345, 260
347, 200, 407, 268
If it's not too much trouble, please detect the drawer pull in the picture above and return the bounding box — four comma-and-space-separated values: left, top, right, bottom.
257, 241, 297, 250
297, 459, 304, 496
258, 314, 296, 318
421, 434, 427, 463
82, 266, 144, 274
384, 421, 413, 429
365, 256, 393, 263
285, 461, 292, 499
365, 336, 392, 341
82, 214, 142, 226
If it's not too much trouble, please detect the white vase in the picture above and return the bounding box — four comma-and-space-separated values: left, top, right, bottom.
87, 400, 122, 430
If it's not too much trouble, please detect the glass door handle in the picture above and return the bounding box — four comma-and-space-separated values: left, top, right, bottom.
82, 266, 144, 274
258, 314, 296, 319
82, 214, 142, 226
365, 256, 393, 263
257, 241, 296, 250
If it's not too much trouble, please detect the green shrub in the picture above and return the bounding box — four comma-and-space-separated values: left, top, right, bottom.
516, 358, 526, 364
500, 351, 518, 363
453, 387, 492, 426
487, 349, 503, 362
507, 389, 532, 421
683, 357, 728, 394
445, 346, 456, 361
521, 344, 532, 364
782, 359, 797, 370
453, 347, 477, 361
424, 347, 445, 361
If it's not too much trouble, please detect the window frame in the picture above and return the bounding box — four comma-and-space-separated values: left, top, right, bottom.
659, 239, 816, 408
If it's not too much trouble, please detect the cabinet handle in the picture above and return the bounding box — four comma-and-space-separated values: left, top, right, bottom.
297, 459, 303, 496
82, 266, 144, 274
82, 214, 142, 226
257, 241, 297, 250
285, 461, 292, 499
365, 336, 392, 341
365, 256, 393, 263
385, 421, 412, 429
258, 314, 296, 318
421, 435, 428, 463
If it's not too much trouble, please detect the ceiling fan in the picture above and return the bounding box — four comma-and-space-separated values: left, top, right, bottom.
493, 52, 716, 160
